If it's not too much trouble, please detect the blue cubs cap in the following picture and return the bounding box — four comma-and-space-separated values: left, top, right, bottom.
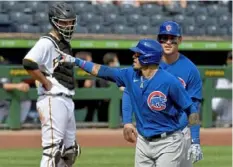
158, 21, 182, 37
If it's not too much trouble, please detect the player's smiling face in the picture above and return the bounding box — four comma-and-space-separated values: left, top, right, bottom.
158, 35, 181, 55
132, 53, 142, 69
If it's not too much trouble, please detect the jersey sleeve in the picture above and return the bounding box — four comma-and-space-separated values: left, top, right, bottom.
186, 67, 203, 100
169, 77, 193, 112
98, 66, 129, 87
24, 38, 53, 65
114, 68, 129, 87
122, 88, 133, 124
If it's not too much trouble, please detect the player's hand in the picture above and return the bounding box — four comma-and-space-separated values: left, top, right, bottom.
187, 144, 203, 163
55, 48, 75, 63
43, 79, 52, 91
123, 123, 138, 143
16, 83, 30, 92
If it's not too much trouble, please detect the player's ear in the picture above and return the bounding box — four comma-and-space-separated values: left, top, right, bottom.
177, 37, 182, 45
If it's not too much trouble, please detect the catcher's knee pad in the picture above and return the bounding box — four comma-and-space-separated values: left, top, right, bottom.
43, 139, 66, 166
62, 140, 81, 167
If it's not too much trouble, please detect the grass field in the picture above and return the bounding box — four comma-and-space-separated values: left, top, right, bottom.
0, 146, 231, 167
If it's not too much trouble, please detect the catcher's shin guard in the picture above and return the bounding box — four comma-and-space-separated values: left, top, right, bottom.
43, 139, 66, 166
62, 141, 81, 167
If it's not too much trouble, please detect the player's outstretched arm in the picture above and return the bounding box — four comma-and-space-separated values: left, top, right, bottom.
56, 49, 125, 85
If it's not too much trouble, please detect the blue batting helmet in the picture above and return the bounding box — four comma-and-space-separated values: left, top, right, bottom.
158, 21, 182, 37
130, 39, 163, 66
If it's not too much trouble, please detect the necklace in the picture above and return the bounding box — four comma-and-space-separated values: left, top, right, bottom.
140, 76, 145, 88
140, 70, 157, 88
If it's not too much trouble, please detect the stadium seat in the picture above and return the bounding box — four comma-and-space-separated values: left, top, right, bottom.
195, 6, 208, 15
112, 25, 136, 34
185, 3, 198, 16
173, 14, 185, 26
103, 14, 127, 26
217, 27, 228, 36
207, 4, 228, 17
150, 15, 170, 27
95, 3, 118, 15
206, 18, 218, 26
206, 25, 220, 36
40, 24, 52, 33
183, 17, 195, 26
79, 13, 103, 26
2, 1, 26, 12
136, 25, 149, 35
33, 12, 49, 25
74, 2, 95, 15
0, 14, 11, 24
195, 28, 206, 36
119, 4, 141, 15
25, 1, 48, 13
184, 25, 205, 36
140, 4, 163, 16
9, 12, 33, 24
111, 15, 127, 25
18, 24, 40, 33
163, 2, 184, 15
75, 26, 88, 34
136, 25, 158, 35
183, 25, 196, 36
218, 15, 232, 27
127, 14, 150, 26
88, 24, 111, 34
195, 15, 207, 28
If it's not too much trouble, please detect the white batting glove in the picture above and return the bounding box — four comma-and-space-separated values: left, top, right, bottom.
55, 48, 76, 63
187, 144, 203, 163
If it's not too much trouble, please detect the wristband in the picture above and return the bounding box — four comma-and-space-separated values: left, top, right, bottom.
190, 124, 200, 144
75, 58, 93, 73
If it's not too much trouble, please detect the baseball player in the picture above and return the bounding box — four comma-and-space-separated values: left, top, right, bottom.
56, 39, 201, 167
122, 21, 203, 167
22, 2, 80, 167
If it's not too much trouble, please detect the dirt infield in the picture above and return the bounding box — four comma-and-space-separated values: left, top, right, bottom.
0, 128, 231, 149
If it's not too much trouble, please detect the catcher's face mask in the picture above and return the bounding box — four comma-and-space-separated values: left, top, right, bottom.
52, 17, 77, 42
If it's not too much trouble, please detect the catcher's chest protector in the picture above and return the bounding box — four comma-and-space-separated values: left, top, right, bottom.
41, 34, 75, 90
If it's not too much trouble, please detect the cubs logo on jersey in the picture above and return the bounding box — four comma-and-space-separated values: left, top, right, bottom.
147, 91, 167, 111
178, 77, 186, 88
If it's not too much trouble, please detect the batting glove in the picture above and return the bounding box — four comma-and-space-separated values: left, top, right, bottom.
55, 48, 76, 63
187, 144, 203, 163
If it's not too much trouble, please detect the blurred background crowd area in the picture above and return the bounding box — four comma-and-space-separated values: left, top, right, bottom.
0, 0, 232, 36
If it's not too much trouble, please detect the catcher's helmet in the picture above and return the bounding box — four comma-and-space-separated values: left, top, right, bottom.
158, 21, 182, 37
130, 39, 163, 66
49, 2, 77, 42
